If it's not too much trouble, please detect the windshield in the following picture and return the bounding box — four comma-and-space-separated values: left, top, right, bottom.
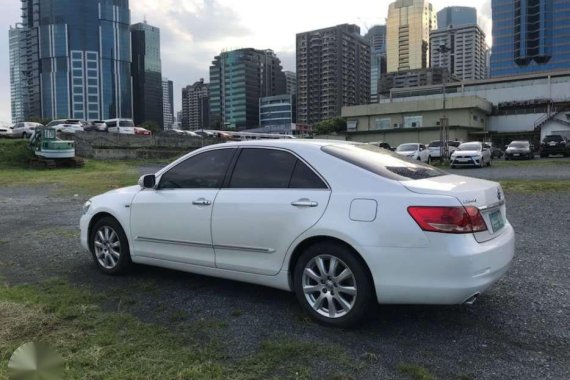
428, 141, 441, 147
458, 143, 481, 151
322, 144, 446, 181
396, 144, 418, 152
509, 142, 529, 148
544, 136, 563, 142
119, 121, 134, 127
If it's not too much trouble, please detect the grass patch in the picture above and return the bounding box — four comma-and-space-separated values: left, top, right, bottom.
492, 158, 570, 167
0, 159, 140, 197
0, 139, 35, 167
397, 363, 436, 380
0, 279, 360, 379
499, 180, 570, 193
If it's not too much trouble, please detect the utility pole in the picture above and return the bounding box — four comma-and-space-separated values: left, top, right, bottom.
437, 44, 452, 162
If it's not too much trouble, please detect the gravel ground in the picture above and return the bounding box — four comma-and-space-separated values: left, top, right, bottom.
448, 157, 570, 180
0, 166, 569, 379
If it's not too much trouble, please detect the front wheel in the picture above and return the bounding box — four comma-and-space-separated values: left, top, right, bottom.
427, 156, 431, 165
293, 242, 374, 328
22, 133, 28, 139
90, 216, 132, 275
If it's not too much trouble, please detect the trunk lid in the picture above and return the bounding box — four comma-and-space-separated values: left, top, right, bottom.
402, 174, 507, 242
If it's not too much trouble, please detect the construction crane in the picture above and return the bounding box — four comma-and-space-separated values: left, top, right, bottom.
28, 127, 84, 169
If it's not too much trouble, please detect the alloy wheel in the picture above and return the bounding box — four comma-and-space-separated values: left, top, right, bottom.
302, 255, 357, 319
93, 226, 121, 269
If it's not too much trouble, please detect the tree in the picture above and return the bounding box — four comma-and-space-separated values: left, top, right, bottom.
314, 118, 347, 135
140, 120, 160, 133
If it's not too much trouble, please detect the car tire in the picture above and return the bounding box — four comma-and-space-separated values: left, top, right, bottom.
22, 133, 27, 139
90, 216, 131, 275
487, 159, 491, 167
427, 156, 431, 165
293, 242, 374, 328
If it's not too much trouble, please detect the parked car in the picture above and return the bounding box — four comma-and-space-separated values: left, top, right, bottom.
161, 129, 187, 136
0, 124, 14, 138
80, 140, 515, 327
194, 129, 215, 138
540, 135, 569, 157
47, 119, 82, 129
85, 121, 108, 132
428, 140, 462, 159
395, 143, 431, 163
505, 141, 534, 160
486, 142, 504, 159
11, 122, 43, 139
134, 127, 152, 136
106, 119, 135, 135
367, 141, 394, 151
450, 142, 492, 168
59, 124, 85, 134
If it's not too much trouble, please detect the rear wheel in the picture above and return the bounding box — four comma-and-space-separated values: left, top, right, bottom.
293, 242, 374, 328
21, 133, 27, 139
90, 216, 131, 275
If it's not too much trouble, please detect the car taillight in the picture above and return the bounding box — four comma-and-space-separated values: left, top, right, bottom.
407, 206, 487, 234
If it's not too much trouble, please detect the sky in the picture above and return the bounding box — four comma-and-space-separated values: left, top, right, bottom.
0, 0, 492, 123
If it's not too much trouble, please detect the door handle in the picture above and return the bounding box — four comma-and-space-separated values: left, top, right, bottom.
192, 198, 212, 206
291, 199, 318, 208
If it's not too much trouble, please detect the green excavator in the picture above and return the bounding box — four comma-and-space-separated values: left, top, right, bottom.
28, 127, 84, 168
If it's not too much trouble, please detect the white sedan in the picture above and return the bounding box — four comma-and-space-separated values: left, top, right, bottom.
395, 143, 431, 164
80, 140, 515, 327
450, 142, 492, 168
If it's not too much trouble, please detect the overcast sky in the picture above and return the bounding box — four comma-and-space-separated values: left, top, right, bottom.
0, 0, 492, 123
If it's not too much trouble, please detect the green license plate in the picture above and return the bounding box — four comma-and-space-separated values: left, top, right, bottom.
489, 210, 505, 233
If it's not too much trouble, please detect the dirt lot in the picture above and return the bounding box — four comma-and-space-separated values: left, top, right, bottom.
0, 159, 569, 379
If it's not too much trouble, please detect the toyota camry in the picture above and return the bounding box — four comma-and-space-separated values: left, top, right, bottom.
80, 140, 515, 327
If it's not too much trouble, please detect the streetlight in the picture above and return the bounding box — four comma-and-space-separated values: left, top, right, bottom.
437, 44, 452, 161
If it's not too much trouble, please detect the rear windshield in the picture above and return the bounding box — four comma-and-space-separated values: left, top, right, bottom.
396, 144, 418, 152
509, 142, 529, 148
322, 144, 446, 181
544, 135, 563, 142
428, 141, 441, 147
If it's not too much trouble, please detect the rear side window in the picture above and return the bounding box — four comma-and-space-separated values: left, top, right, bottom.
159, 149, 234, 189
229, 148, 327, 189
322, 144, 446, 181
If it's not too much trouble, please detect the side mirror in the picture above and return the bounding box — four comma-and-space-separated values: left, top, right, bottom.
138, 174, 156, 189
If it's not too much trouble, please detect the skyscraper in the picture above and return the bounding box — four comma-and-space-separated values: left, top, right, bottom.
386, 0, 436, 73
296, 24, 370, 125
431, 24, 488, 81
284, 71, 297, 96
131, 21, 163, 128
365, 25, 387, 103
182, 79, 210, 130
209, 49, 286, 130
491, 0, 570, 77
9, 25, 28, 123
437, 6, 477, 28
162, 79, 174, 129
9, 0, 132, 121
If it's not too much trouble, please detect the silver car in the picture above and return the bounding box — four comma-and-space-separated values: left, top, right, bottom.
11, 122, 43, 139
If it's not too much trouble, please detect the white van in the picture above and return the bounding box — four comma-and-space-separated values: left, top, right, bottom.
105, 119, 135, 135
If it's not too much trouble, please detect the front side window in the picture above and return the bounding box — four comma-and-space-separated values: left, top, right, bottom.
159, 149, 234, 189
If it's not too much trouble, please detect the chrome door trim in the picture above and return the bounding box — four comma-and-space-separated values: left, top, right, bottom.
213, 244, 276, 254
136, 236, 212, 249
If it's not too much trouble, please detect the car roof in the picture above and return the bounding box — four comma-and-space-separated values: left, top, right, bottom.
209, 139, 358, 150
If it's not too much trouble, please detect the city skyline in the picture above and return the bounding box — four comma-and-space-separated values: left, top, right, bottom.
0, 0, 493, 123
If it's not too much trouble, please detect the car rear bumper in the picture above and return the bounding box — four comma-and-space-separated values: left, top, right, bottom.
358, 223, 515, 305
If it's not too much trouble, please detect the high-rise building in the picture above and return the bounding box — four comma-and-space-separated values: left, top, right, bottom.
182, 79, 210, 130
491, 0, 570, 77
131, 21, 163, 128
162, 79, 174, 129
379, 68, 458, 97
209, 49, 286, 130
296, 24, 370, 125
9, 0, 133, 121
430, 24, 488, 81
437, 6, 477, 28
259, 94, 296, 128
284, 71, 297, 96
9, 25, 28, 123
365, 25, 387, 103
386, 0, 436, 73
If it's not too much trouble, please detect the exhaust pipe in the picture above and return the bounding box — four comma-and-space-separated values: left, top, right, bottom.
463, 293, 480, 305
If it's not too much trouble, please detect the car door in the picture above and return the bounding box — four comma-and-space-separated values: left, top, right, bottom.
419, 144, 429, 162
211, 147, 331, 275
129, 147, 236, 267
12, 123, 22, 137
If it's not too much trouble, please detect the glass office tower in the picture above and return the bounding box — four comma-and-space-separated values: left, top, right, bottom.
437, 7, 477, 28
131, 21, 163, 128
491, 0, 570, 77
12, 0, 132, 121
365, 25, 387, 103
